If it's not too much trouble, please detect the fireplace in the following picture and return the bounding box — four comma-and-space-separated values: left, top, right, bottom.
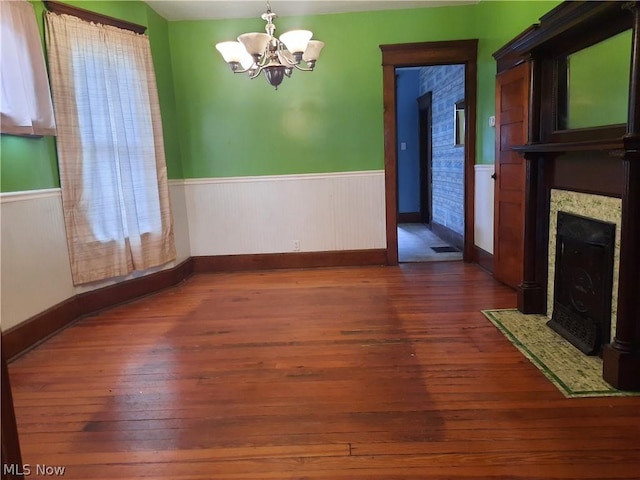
547, 211, 616, 355
494, 0, 640, 389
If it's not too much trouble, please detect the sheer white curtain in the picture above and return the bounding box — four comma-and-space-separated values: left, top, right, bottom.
0, 0, 56, 135
45, 11, 175, 285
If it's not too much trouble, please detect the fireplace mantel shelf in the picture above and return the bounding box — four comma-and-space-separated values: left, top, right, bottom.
512, 138, 625, 155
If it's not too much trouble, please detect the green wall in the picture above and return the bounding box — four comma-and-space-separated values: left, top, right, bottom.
145, 5, 183, 178
474, 0, 562, 163
0, 0, 181, 192
169, 6, 477, 178
1, 0, 567, 191
170, 0, 564, 176
0, 134, 59, 191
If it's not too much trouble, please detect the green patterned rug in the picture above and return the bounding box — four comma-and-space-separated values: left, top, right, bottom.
482, 309, 639, 398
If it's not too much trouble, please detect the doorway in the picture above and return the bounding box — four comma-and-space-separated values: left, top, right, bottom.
380, 40, 478, 266
396, 65, 466, 263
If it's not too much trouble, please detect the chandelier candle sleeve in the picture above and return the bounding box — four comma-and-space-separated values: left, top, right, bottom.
215, 3, 324, 89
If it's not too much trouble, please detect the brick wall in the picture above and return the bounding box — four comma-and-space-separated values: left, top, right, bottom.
419, 64, 465, 237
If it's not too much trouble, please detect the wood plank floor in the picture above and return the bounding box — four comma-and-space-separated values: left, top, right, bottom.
7, 263, 640, 479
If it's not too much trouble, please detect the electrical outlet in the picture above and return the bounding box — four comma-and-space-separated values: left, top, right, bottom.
293, 240, 300, 252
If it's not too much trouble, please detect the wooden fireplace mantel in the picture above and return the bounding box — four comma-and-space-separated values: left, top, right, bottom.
494, 1, 640, 390
511, 137, 626, 154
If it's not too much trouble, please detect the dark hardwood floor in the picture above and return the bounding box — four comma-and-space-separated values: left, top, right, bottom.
7, 263, 640, 479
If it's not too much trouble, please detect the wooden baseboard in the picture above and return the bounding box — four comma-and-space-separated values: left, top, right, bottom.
398, 212, 422, 223
2, 251, 388, 361
193, 249, 388, 273
473, 246, 493, 274
431, 221, 464, 251
1, 258, 194, 361
2, 245, 508, 360
77, 258, 194, 313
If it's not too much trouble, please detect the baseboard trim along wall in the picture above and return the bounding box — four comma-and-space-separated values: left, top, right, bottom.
397, 212, 422, 223
473, 245, 494, 274
431, 221, 464, 252
193, 249, 387, 273
1, 259, 195, 361
2, 249, 387, 361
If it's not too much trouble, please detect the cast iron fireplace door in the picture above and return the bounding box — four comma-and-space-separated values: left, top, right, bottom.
547, 211, 616, 355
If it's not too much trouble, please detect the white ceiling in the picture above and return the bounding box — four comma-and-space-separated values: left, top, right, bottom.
144, 0, 474, 21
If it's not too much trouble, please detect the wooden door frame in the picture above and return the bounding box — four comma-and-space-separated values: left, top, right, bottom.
381, 40, 478, 265
417, 91, 433, 226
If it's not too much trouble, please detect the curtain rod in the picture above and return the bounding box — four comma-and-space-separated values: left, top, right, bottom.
44, 1, 147, 34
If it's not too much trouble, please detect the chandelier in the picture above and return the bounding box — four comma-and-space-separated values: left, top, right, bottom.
215, 2, 324, 89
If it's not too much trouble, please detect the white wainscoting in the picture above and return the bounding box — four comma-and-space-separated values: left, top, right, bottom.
0, 185, 192, 331
168, 180, 191, 263
474, 164, 495, 254
1, 189, 74, 331
181, 171, 387, 256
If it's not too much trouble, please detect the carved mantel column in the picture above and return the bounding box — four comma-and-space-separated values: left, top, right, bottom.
517, 152, 549, 314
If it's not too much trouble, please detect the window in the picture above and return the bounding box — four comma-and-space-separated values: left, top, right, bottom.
71, 50, 162, 242
45, 10, 175, 285
0, 0, 56, 136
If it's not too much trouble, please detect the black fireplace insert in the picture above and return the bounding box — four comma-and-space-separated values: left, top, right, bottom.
547, 211, 616, 355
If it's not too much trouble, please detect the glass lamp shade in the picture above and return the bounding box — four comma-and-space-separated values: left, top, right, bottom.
216, 41, 247, 63
303, 40, 325, 62
215, 41, 254, 69
237, 32, 270, 57
279, 29, 312, 54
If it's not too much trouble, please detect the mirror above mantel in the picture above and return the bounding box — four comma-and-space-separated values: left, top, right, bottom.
494, 0, 638, 151
563, 29, 632, 131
